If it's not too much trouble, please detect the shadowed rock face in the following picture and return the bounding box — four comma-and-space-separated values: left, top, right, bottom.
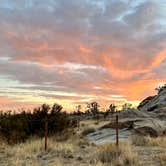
138, 86, 166, 112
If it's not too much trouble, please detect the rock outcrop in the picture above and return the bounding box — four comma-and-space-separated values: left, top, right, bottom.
138, 85, 166, 112
133, 118, 166, 137
100, 116, 166, 137
97, 86, 166, 138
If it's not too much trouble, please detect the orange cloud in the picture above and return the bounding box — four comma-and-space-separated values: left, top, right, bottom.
151, 49, 166, 68
0, 0, 165, 111
114, 79, 166, 100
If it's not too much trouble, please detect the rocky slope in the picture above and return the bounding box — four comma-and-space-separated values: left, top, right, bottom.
99, 85, 166, 137
138, 85, 166, 112
89, 87, 166, 140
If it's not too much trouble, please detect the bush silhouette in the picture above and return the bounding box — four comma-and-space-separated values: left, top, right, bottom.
0, 103, 75, 144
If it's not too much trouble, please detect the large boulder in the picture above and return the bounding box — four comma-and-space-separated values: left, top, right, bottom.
138, 86, 166, 112
133, 118, 166, 137
99, 86, 166, 137
100, 117, 166, 137
153, 106, 166, 119
100, 119, 135, 129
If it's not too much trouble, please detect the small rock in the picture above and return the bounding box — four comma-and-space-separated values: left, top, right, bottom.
80, 145, 86, 149
26, 156, 31, 160
91, 142, 96, 146
64, 154, 74, 159
37, 154, 42, 158
77, 156, 83, 161
90, 159, 95, 164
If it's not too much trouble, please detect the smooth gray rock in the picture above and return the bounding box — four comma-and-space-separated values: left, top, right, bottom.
133, 118, 166, 137
138, 86, 166, 112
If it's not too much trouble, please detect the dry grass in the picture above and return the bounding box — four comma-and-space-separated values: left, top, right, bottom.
1, 135, 140, 166
79, 120, 109, 132
132, 135, 166, 147
0, 134, 98, 166
96, 142, 140, 166
0, 137, 7, 147
1, 122, 166, 166
2, 137, 76, 166
153, 152, 166, 166
1, 135, 166, 166
158, 152, 166, 166
81, 127, 96, 136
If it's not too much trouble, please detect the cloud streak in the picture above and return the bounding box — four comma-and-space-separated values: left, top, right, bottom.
0, 0, 166, 110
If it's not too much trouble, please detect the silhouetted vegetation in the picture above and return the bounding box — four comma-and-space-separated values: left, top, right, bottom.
0, 103, 76, 144
87, 102, 100, 122
155, 84, 166, 93
104, 104, 117, 119
87, 102, 100, 116
122, 103, 133, 111
0, 101, 137, 144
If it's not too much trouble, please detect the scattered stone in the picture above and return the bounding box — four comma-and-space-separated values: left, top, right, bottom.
91, 142, 96, 146
37, 154, 42, 158
64, 154, 74, 159
77, 156, 83, 161
80, 145, 86, 149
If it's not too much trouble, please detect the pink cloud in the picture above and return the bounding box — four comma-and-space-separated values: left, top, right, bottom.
0, 0, 165, 110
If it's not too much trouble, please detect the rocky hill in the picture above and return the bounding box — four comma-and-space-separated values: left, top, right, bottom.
99, 86, 166, 137
138, 85, 166, 113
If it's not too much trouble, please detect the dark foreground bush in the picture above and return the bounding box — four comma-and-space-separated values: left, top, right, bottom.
0, 104, 76, 144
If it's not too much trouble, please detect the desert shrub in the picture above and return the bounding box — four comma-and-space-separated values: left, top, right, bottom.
153, 152, 166, 166
158, 152, 166, 166
132, 135, 166, 147
0, 104, 76, 144
81, 127, 96, 136
97, 142, 140, 166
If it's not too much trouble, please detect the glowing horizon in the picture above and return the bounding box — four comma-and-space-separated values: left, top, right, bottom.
0, 0, 166, 111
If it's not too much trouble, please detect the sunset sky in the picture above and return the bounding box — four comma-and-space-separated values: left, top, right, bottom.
0, 0, 166, 111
